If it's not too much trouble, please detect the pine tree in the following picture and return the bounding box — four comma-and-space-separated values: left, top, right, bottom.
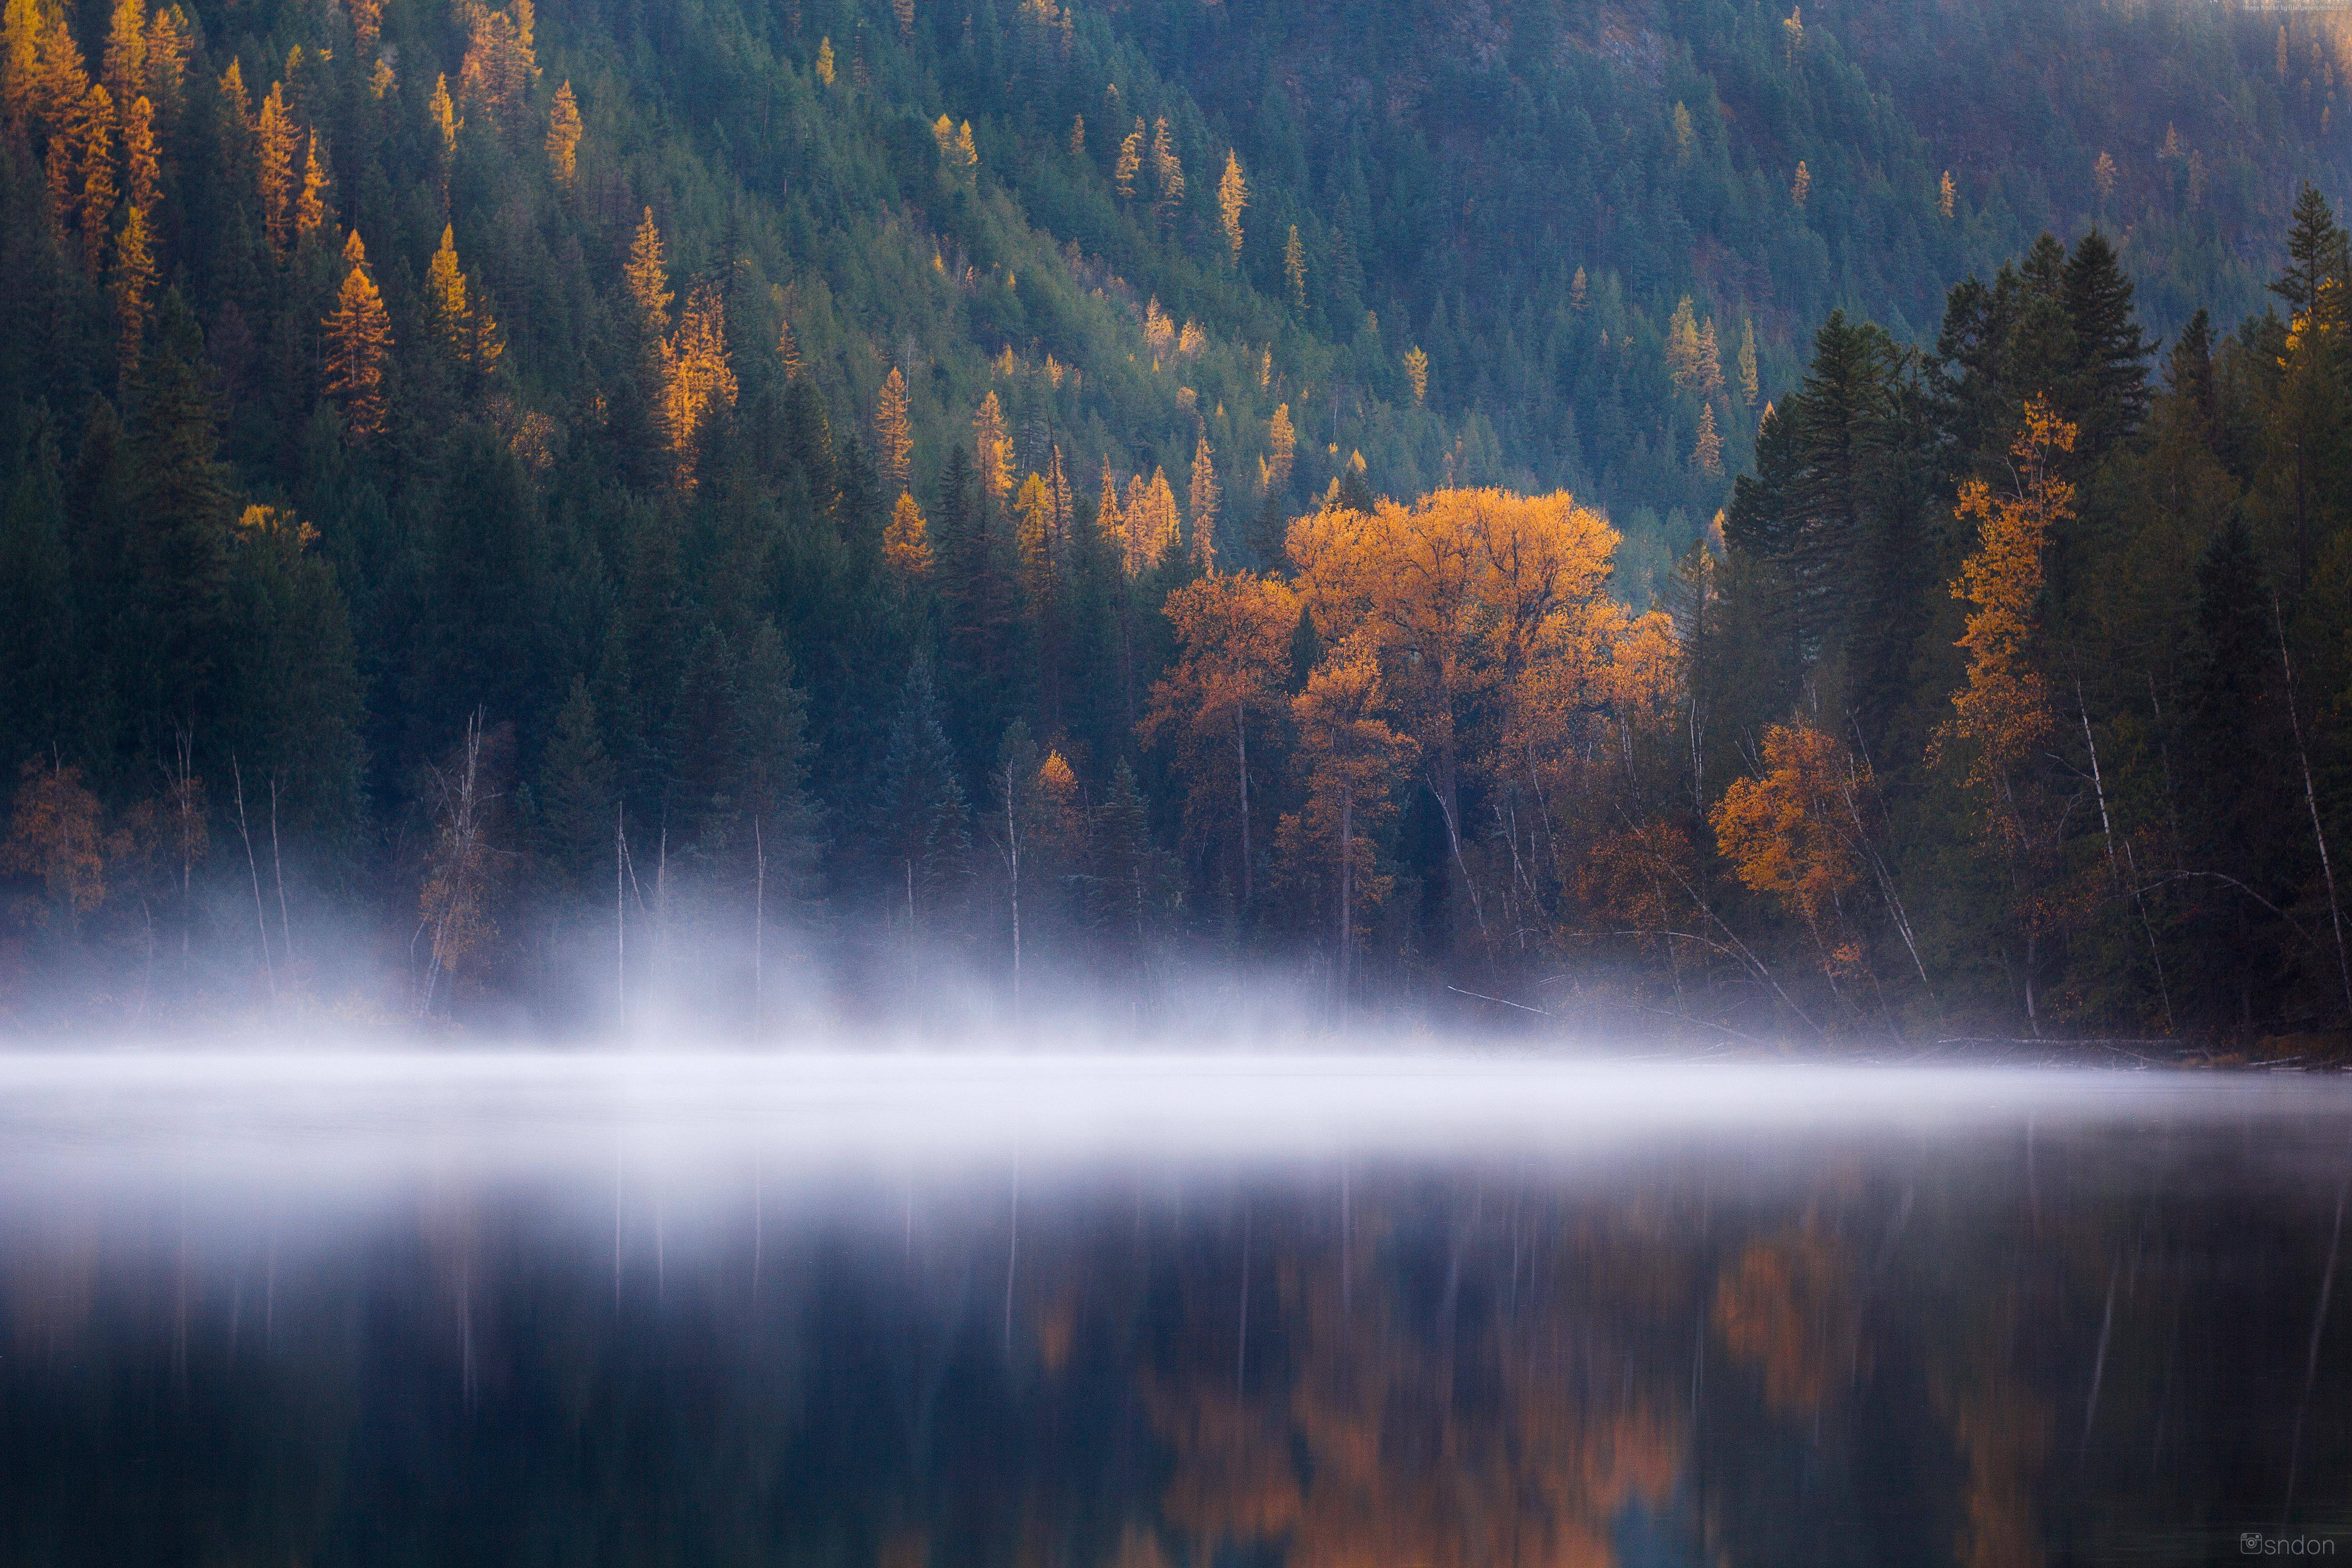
2062, 228, 2154, 464
128, 294, 235, 726
1218, 149, 1248, 263
113, 194, 154, 382
776, 313, 800, 380
538, 674, 615, 888
875, 366, 913, 492
546, 80, 581, 186
1189, 435, 1220, 570
2270, 182, 2348, 323
1090, 755, 1154, 952
1284, 224, 1307, 310
1262, 402, 1295, 495
973, 390, 1012, 503
873, 660, 971, 945
256, 81, 296, 255
324, 232, 392, 442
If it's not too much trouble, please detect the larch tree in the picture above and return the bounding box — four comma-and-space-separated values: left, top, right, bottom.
1218, 149, 1248, 263
1791, 159, 1810, 206
295, 133, 328, 243
1141, 570, 1300, 912
1737, 318, 1760, 407
120, 90, 156, 208
973, 391, 1012, 504
70, 82, 115, 277
324, 231, 393, 442
624, 206, 672, 339
427, 225, 504, 383
1693, 403, 1723, 476
884, 491, 935, 580
546, 80, 581, 185
1260, 403, 1295, 494
112, 188, 154, 382
101, 0, 141, 107
875, 366, 913, 493
1939, 169, 1956, 219
814, 37, 834, 86
1404, 346, 1429, 404
1113, 117, 1142, 198
660, 283, 736, 487
255, 80, 295, 254
1188, 436, 1220, 571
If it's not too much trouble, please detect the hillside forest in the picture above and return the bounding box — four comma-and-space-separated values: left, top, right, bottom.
1, 0, 2351, 1041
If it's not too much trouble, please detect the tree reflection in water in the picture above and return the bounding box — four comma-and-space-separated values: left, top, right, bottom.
0, 1121, 2347, 1566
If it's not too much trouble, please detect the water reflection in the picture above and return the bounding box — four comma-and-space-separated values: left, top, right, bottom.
0, 1057, 2347, 1565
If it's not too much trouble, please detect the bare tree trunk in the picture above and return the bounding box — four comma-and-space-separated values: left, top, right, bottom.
753, 819, 764, 1041
2275, 592, 2352, 1020
232, 758, 277, 1000
269, 773, 293, 969
1235, 706, 1251, 911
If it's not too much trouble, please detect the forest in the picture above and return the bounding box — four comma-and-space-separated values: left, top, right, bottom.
0, 0, 2349, 1042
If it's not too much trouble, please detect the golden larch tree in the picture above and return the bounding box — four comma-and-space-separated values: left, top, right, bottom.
428, 71, 456, 156
814, 36, 834, 85
71, 82, 116, 277
1938, 169, 1956, 219
1113, 117, 1142, 198
120, 90, 157, 210
1188, 435, 1220, 571
660, 282, 736, 487
874, 366, 913, 493
143, 4, 188, 113
457, 0, 538, 125
1403, 346, 1429, 404
324, 230, 393, 441
892, 0, 913, 41
349, 0, 383, 48
427, 223, 502, 378
112, 189, 154, 382
1569, 264, 1589, 310
1149, 115, 1182, 223
296, 131, 329, 242
1260, 402, 1295, 494
546, 79, 581, 185
884, 491, 933, 579
973, 390, 1012, 504
1791, 159, 1811, 206
624, 206, 672, 337
101, 0, 143, 108
214, 57, 250, 157
256, 79, 296, 253
776, 313, 801, 380
1217, 149, 1247, 262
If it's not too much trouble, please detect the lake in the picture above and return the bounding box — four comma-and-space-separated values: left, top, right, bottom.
0, 1052, 2346, 1565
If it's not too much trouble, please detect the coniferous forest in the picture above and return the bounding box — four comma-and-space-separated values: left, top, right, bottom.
3, 0, 2352, 1042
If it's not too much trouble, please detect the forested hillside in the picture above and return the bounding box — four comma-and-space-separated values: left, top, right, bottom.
0, 0, 2348, 1041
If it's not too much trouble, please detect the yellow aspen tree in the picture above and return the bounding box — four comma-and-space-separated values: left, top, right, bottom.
324, 231, 393, 441
295, 131, 329, 243
884, 491, 933, 578
120, 90, 157, 211
973, 391, 1012, 504
102, 0, 143, 108
1283, 635, 1415, 993
1938, 169, 1956, 219
1693, 402, 1722, 476
256, 81, 298, 253
624, 206, 672, 337
1737, 318, 1760, 407
1710, 723, 1884, 987
1791, 159, 1810, 206
874, 366, 913, 493
1113, 117, 1142, 198
1283, 223, 1306, 310
546, 79, 581, 185
1141, 570, 1300, 909
73, 83, 116, 278
429, 72, 457, 156
814, 37, 834, 85
1260, 402, 1295, 493
1216, 149, 1249, 263
660, 283, 736, 487
0, 760, 119, 935
1403, 346, 1429, 404
113, 191, 154, 381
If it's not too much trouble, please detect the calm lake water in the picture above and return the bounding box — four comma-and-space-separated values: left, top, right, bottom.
1, 1052, 2348, 1566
